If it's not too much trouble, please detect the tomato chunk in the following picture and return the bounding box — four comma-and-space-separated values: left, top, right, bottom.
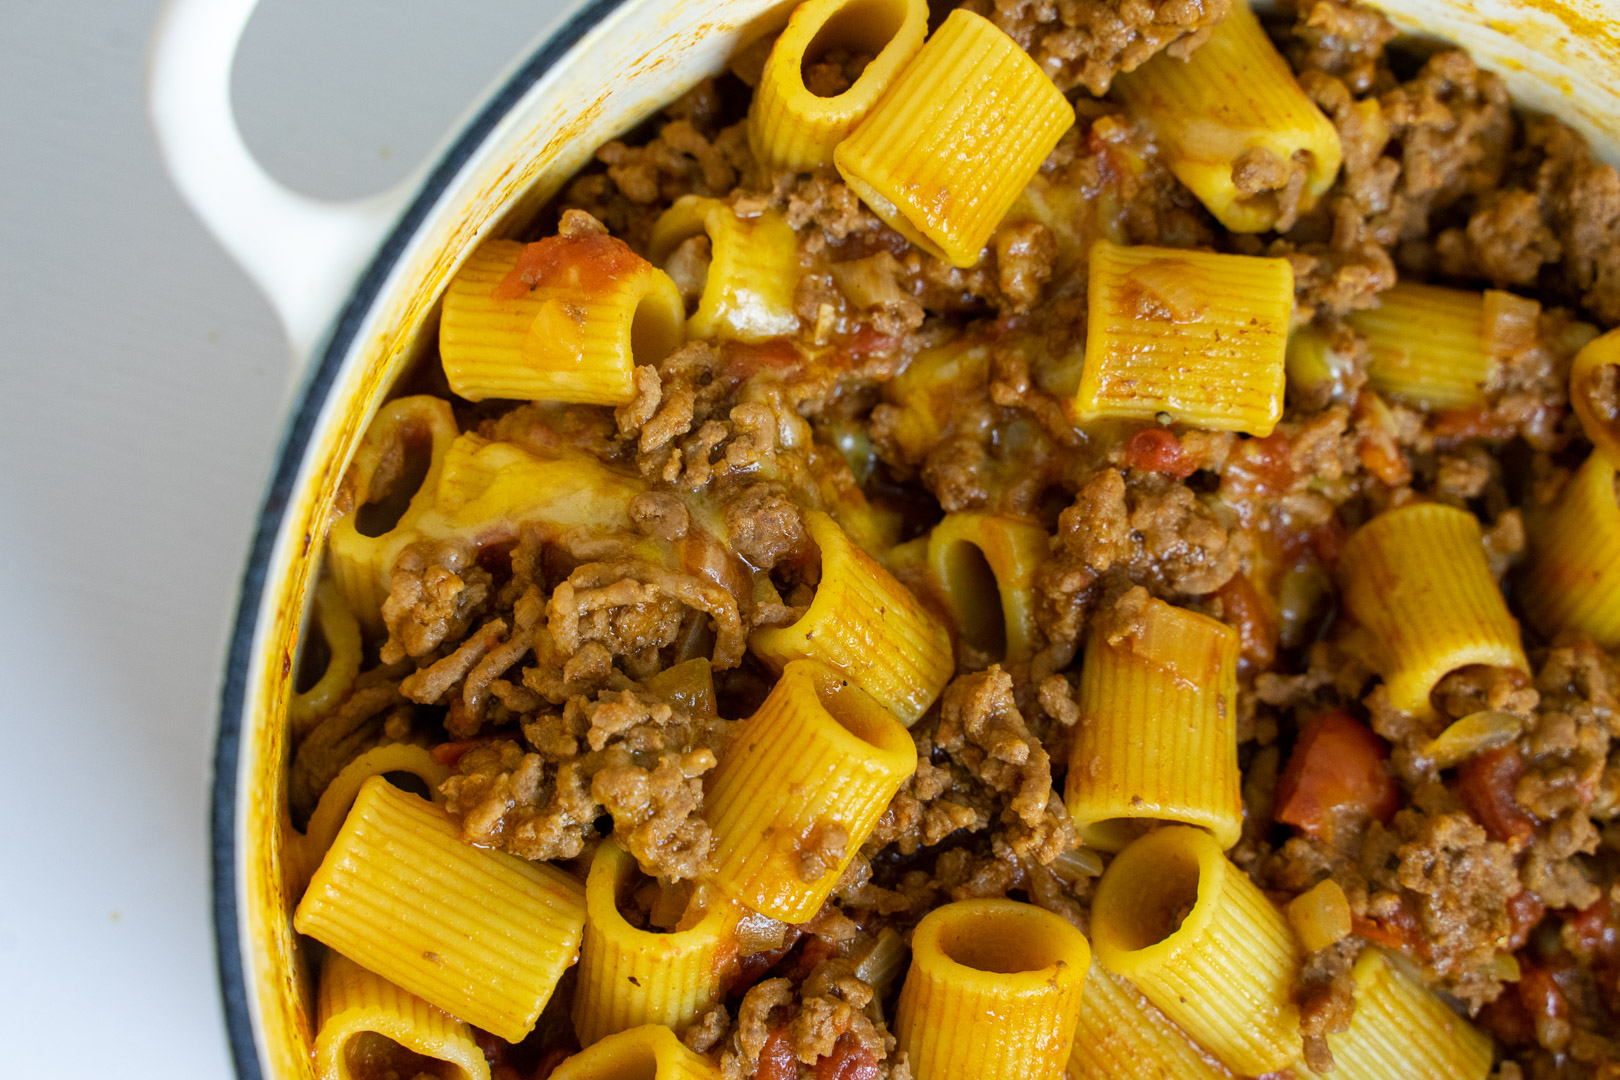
756, 1027, 799, 1080
1215, 572, 1277, 672
1123, 427, 1196, 478
1276, 710, 1399, 836
814, 1034, 882, 1080
1456, 746, 1537, 845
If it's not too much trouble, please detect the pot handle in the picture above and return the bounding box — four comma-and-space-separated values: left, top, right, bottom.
148, 0, 417, 367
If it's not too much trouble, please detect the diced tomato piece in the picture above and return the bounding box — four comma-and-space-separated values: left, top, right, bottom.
723, 339, 804, 383
756, 1027, 800, 1080
1351, 901, 1423, 953
1505, 890, 1545, 951
787, 934, 838, 984
1477, 987, 1536, 1047
1517, 963, 1569, 1026
1222, 431, 1296, 501
1431, 406, 1518, 443
840, 325, 901, 360
1567, 895, 1620, 964
814, 1034, 882, 1080
1123, 427, 1197, 478
1275, 710, 1399, 836
722, 927, 804, 995
1215, 572, 1277, 672
1456, 747, 1537, 845
431, 737, 496, 767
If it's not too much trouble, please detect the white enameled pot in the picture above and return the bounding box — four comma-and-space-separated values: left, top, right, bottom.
146, 0, 1620, 1076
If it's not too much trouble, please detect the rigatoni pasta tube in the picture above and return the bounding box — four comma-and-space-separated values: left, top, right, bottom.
925, 512, 1048, 664
289, 578, 362, 738
833, 9, 1073, 268
327, 395, 459, 629
1325, 948, 1493, 1080
894, 898, 1090, 1080
293, 777, 587, 1043
647, 196, 800, 341
705, 658, 916, 922
1348, 283, 1496, 410
751, 509, 952, 725
440, 235, 684, 405
314, 952, 490, 1080
1112, 0, 1341, 233
1521, 450, 1620, 647
1337, 502, 1528, 718
293, 745, 450, 889
572, 840, 739, 1047
1076, 240, 1293, 436
747, 0, 928, 170
1091, 826, 1304, 1076
1065, 595, 1242, 851
1570, 326, 1620, 465
1067, 960, 1234, 1080
549, 1024, 719, 1080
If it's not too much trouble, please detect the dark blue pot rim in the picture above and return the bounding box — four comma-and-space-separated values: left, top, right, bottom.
212, 1, 627, 1075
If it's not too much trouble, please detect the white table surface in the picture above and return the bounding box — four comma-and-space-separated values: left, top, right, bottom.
0, 1, 571, 1074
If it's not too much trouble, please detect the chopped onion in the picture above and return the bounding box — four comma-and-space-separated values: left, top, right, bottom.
1482, 289, 1540, 355
1049, 846, 1105, 884
1423, 710, 1523, 769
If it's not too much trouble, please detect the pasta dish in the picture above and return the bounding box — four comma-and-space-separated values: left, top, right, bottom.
280, 1, 1620, 1078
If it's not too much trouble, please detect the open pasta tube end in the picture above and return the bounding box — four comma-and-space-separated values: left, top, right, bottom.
440, 235, 684, 406
895, 898, 1091, 1080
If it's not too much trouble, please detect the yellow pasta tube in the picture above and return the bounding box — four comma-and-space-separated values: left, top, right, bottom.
549, 1024, 719, 1080
1337, 502, 1528, 718
833, 9, 1074, 268
894, 898, 1091, 1080
876, 340, 990, 463
1325, 948, 1493, 1080
1112, 0, 1341, 233
647, 196, 801, 341
572, 840, 739, 1048
705, 658, 917, 922
327, 395, 460, 629
1065, 596, 1243, 851
429, 433, 643, 537
748, 0, 928, 171
1522, 449, 1620, 647
1076, 240, 1293, 435
314, 952, 490, 1080
293, 777, 587, 1043
1068, 960, 1234, 1080
750, 509, 952, 725
1091, 826, 1304, 1076
440, 236, 685, 405
1348, 283, 1495, 410
1569, 325, 1620, 463
925, 512, 1049, 664
289, 578, 363, 739
292, 745, 451, 890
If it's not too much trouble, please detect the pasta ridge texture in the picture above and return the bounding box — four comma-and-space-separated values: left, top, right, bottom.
705, 658, 917, 921
572, 840, 740, 1047
293, 777, 587, 1043
315, 952, 490, 1080
1325, 948, 1493, 1080
1077, 240, 1293, 435
1522, 448, 1620, 647
747, 0, 929, 170
1066, 596, 1243, 851
895, 898, 1091, 1080
1092, 827, 1304, 1076
833, 8, 1073, 268
750, 509, 952, 725
1337, 502, 1528, 718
